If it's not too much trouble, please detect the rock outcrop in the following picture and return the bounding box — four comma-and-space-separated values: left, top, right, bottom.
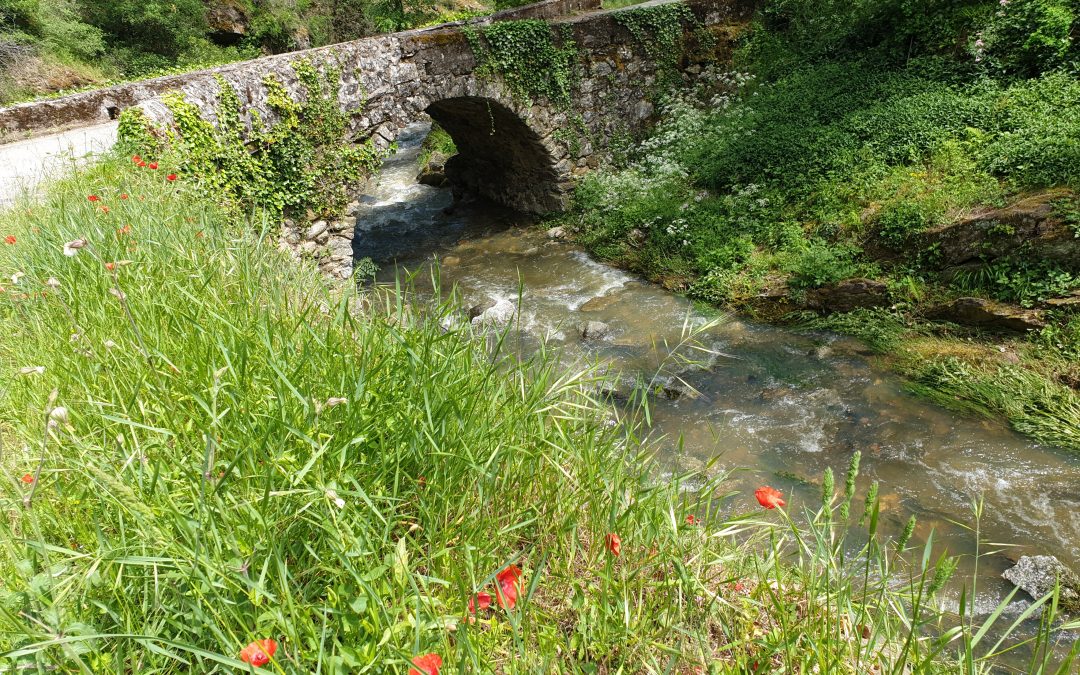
1003, 555, 1080, 613
923, 190, 1080, 273
206, 1, 249, 45
926, 297, 1046, 332
805, 278, 891, 314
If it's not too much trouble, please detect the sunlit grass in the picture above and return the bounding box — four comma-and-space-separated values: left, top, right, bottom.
0, 154, 1077, 671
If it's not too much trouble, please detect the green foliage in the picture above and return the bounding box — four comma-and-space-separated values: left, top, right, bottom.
77, 0, 208, 57
875, 199, 937, 248
613, 3, 697, 84
951, 256, 1080, 307
418, 122, 456, 170
465, 20, 578, 107
782, 240, 865, 289
977, 0, 1079, 76
118, 60, 383, 220
910, 357, 1080, 448
0, 0, 104, 61
795, 308, 908, 353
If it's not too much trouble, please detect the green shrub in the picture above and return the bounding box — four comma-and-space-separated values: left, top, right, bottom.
77, 0, 208, 58
875, 199, 937, 247
118, 61, 383, 221
782, 239, 864, 289
951, 257, 1080, 306
978, 0, 1078, 76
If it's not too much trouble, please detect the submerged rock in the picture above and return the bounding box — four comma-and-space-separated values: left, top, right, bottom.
417, 158, 447, 187
467, 299, 496, 321
580, 320, 612, 342
1002, 555, 1080, 613
927, 297, 1046, 332
470, 298, 516, 326
580, 294, 620, 312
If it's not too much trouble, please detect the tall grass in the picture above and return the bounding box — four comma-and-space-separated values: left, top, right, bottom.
0, 155, 1077, 671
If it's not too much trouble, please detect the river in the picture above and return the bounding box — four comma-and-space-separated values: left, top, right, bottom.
359, 123, 1080, 655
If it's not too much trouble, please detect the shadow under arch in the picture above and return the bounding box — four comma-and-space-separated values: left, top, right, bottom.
424, 96, 565, 214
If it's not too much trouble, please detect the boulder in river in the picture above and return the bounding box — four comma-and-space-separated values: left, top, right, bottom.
580, 320, 612, 342
470, 298, 516, 326
1002, 555, 1080, 613
580, 294, 620, 312
417, 158, 448, 187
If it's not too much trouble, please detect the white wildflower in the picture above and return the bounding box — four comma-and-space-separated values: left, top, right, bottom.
325, 488, 346, 509
11, 271, 24, 284
63, 239, 87, 256
45, 277, 61, 289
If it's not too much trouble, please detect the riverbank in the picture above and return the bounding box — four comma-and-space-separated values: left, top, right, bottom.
4, 148, 1078, 670
565, 0, 1080, 451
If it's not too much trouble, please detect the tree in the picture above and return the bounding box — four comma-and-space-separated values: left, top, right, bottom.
77, 0, 208, 56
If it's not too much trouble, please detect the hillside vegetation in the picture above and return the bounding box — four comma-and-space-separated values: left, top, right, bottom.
572, 0, 1080, 449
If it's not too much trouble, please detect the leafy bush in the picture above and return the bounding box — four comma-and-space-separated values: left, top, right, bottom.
77, 0, 208, 57
951, 256, 1080, 306
118, 61, 384, 221
782, 239, 864, 289
977, 0, 1079, 76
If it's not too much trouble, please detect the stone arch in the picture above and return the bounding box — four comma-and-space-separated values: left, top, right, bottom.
424, 96, 566, 214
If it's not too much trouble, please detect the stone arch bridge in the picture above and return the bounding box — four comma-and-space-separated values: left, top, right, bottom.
0, 0, 752, 213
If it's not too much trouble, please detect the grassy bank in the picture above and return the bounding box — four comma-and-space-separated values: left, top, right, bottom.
3, 154, 1078, 670
570, 0, 1080, 451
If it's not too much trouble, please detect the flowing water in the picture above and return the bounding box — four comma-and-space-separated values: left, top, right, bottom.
360, 123, 1080, 655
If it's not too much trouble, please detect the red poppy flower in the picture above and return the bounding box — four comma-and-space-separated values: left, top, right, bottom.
137, 160, 146, 168
4, 235, 14, 245
105, 262, 116, 272
99, 206, 109, 214
120, 194, 128, 200
495, 564, 523, 609
117, 224, 131, 236
686, 514, 699, 525
166, 173, 177, 182
468, 591, 492, 615
755, 486, 786, 510
21, 473, 34, 484
239, 638, 277, 666
131, 155, 141, 164
87, 195, 99, 202
148, 162, 158, 170
409, 653, 442, 675
605, 533, 621, 557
